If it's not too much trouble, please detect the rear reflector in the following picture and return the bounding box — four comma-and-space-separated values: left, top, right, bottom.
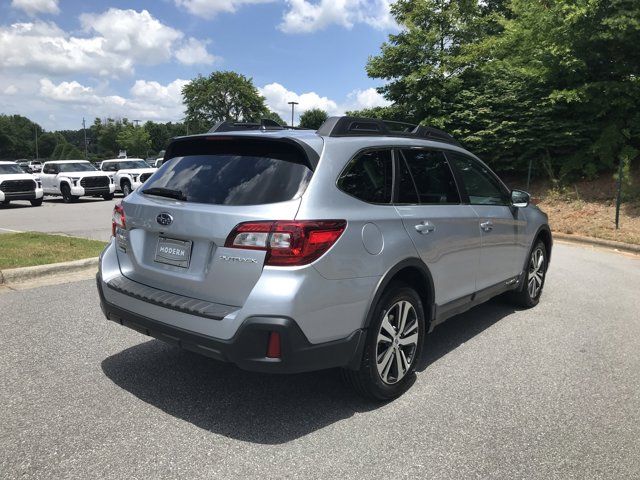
224, 220, 346, 266
266, 332, 281, 358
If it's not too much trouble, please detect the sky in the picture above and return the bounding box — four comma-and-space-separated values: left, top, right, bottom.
0, 0, 397, 131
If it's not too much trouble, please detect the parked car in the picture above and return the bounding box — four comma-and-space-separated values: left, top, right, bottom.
99, 158, 157, 197
97, 116, 552, 399
0, 161, 44, 206
16, 160, 42, 173
40, 160, 115, 202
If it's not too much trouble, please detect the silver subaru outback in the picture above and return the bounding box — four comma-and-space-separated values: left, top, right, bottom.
97, 116, 551, 400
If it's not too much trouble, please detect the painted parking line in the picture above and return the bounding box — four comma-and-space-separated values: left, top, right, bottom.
0, 227, 23, 233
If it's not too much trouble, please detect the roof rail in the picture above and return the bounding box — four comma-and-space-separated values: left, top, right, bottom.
316, 116, 461, 146
208, 119, 308, 133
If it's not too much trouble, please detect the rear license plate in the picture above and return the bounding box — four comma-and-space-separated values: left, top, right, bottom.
154, 237, 192, 268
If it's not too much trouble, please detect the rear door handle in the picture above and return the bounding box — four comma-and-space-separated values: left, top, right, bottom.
415, 221, 436, 234
480, 221, 494, 232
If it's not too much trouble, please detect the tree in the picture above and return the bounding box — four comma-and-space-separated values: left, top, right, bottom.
345, 105, 408, 122
116, 125, 151, 158
37, 132, 64, 159
182, 71, 270, 132
263, 110, 287, 126
0, 114, 42, 159
365, 0, 640, 181
366, 0, 499, 127
50, 141, 82, 160
298, 108, 328, 129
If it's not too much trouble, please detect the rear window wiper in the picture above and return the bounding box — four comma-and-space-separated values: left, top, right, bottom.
142, 187, 187, 201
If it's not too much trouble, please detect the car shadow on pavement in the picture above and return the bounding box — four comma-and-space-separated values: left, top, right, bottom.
101, 297, 517, 444
45, 198, 114, 204
0, 202, 33, 209
416, 297, 518, 372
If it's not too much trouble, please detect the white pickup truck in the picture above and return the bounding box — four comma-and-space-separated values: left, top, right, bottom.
99, 158, 157, 197
40, 160, 115, 203
0, 161, 44, 207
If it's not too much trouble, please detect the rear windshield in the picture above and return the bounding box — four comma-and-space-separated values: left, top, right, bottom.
142, 154, 312, 205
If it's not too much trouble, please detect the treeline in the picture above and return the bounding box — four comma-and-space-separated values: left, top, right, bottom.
0, 114, 187, 161
346, 0, 640, 183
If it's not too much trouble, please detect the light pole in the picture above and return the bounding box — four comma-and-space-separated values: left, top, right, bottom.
133, 119, 141, 127
288, 101, 299, 127
34, 126, 39, 160
82, 117, 88, 160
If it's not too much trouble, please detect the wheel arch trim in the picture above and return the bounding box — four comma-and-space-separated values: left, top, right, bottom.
362, 257, 436, 332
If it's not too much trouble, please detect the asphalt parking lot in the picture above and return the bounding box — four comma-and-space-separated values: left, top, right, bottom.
1, 243, 639, 479
0, 196, 118, 241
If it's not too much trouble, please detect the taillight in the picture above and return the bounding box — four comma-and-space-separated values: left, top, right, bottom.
224, 220, 346, 266
112, 203, 126, 237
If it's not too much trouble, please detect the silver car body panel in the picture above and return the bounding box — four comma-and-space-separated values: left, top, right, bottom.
99, 129, 549, 347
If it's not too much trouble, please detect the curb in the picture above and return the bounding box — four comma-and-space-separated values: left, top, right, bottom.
0, 257, 99, 285
553, 232, 640, 254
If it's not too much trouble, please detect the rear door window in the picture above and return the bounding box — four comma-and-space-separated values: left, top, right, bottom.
142, 140, 313, 206
399, 149, 460, 204
337, 149, 393, 203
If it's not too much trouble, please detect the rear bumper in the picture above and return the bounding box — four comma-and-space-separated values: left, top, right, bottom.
97, 273, 365, 374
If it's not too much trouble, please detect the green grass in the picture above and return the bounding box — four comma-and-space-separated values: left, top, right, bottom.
0, 232, 106, 269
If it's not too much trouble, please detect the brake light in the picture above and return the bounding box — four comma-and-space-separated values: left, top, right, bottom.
224, 220, 346, 266
112, 203, 126, 236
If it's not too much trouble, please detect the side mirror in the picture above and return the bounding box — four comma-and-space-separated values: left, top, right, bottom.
511, 189, 530, 208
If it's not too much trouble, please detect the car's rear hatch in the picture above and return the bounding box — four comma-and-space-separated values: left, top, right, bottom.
115, 134, 319, 308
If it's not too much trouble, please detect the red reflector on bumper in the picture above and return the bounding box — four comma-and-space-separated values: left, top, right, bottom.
266, 332, 281, 358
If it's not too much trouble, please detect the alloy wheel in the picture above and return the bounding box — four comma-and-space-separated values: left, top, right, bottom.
528, 247, 545, 298
376, 300, 419, 384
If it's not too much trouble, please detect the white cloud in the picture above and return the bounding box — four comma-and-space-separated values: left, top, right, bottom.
345, 87, 391, 110
0, 10, 216, 77
11, 0, 59, 16
79, 9, 183, 65
4, 85, 18, 95
36, 77, 188, 125
259, 83, 391, 123
279, 0, 397, 34
175, 38, 218, 65
174, 0, 275, 19
129, 79, 190, 109
38, 78, 133, 110
259, 82, 339, 121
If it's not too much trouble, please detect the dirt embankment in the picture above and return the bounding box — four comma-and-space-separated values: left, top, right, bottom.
507, 173, 640, 246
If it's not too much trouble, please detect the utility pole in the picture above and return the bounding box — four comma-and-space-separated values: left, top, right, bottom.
133, 119, 140, 127
615, 157, 624, 229
34, 126, 39, 160
288, 101, 299, 127
82, 117, 88, 160
526, 158, 533, 191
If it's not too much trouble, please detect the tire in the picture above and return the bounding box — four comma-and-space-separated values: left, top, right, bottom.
60, 183, 78, 203
342, 282, 425, 401
1, 200, 10, 206
122, 181, 132, 197
510, 240, 548, 308
103, 193, 114, 200
30, 199, 43, 206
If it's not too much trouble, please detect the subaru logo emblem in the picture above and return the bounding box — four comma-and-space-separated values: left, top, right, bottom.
156, 213, 173, 226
